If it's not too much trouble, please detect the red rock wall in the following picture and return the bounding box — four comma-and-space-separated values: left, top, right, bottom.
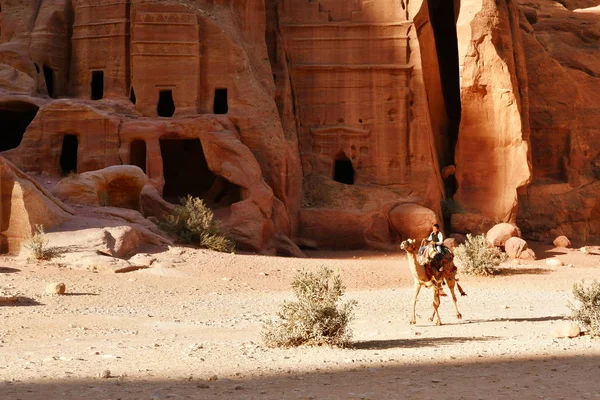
454, 0, 531, 226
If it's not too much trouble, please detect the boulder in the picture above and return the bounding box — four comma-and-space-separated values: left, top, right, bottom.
0, 157, 73, 254
441, 165, 456, 179
546, 258, 563, 267
141, 184, 175, 221
52, 166, 148, 210
486, 223, 521, 248
505, 237, 536, 260
450, 233, 467, 245
45, 282, 66, 295
443, 237, 458, 250
389, 203, 437, 242
553, 236, 571, 248
552, 321, 581, 339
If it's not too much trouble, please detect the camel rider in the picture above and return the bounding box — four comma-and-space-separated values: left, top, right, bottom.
427, 223, 444, 254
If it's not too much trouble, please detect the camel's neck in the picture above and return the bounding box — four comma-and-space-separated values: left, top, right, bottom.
405, 249, 429, 282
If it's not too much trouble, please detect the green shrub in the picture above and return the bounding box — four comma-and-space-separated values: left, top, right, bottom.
262, 266, 357, 348
25, 225, 57, 260
453, 234, 504, 276
570, 280, 600, 337
162, 195, 234, 253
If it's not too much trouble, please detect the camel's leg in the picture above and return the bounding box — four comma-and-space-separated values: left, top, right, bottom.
456, 282, 467, 296
428, 288, 442, 325
410, 282, 422, 325
446, 277, 462, 320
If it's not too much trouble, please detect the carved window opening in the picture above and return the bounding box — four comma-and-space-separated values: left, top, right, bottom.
0, 102, 39, 151
160, 138, 240, 207
333, 155, 355, 185
43, 65, 55, 98
91, 70, 104, 100
60, 134, 78, 176
129, 87, 136, 104
157, 90, 175, 117
213, 88, 228, 114
130, 140, 146, 173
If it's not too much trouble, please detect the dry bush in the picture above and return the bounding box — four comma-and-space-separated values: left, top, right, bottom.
163, 195, 234, 253
262, 266, 357, 348
453, 233, 505, 276
570, 280, 600, 337
25, 225, 58, 260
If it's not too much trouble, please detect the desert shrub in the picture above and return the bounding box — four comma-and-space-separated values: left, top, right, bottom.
162, 195, 233, 253
25, 225, 57, 260
570, 280, 600, 337
262, 266, 357, 348
453, 233, 505, 276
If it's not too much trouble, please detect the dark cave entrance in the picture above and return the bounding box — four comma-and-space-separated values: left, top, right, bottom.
130, 140, 146, 173
91, 70, 104, 100
60, 134, 78, 176
43, 65, 55, 98
0, 102, 39, 152
333, 155, 355, 185
157, 90, 175, 117
160, 138, 241, 207
213, 88, 228, 114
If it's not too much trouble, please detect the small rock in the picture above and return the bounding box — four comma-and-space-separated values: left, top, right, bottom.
553, 236, 571, 248
235, 385, 244, 391
197, 384, 209, 389
552, 321, 580, 339
208, 375, 218, 381
99, 370, 111, 379
545, 258, 563, 267
46, 282, 66, 295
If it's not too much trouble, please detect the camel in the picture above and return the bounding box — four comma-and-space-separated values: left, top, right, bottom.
400, 238, 466, 325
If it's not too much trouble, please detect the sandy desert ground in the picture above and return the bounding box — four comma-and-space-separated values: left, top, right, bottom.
1, 242, 600, 399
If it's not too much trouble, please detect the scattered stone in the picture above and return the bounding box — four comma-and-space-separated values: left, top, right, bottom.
235, 385, 244, 391
208, 375, 218, 381
99, 370, 111, 379
505, 237, 535, 260
46, 282, 66, 295
486, 223, 521, 247
545, 258, 563, 267
197, 384, 210, 389
553, 236, 571, 248
552, 322, 581, 339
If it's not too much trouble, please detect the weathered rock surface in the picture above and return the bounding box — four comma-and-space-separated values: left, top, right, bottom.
515, 0, 600, 242
553, 236, 572, 248
52, 166, 148, 210
505, 237, 536, 260
0, 156, 73, 254
486, 223, 521, 248
0, 0, 598, 252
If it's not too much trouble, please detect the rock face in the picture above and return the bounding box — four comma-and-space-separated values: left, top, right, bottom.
455, 0, 531, 226
0, 0, 598, 251
52, 166, 148, 210
0, 157, 73, 254
515, 0, 600, 242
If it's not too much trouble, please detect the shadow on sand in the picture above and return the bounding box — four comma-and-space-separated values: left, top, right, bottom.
2, 355, 599, 399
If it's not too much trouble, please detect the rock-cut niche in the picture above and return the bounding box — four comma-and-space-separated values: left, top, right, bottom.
60, 134, 78, 176
333, 155, 355, 185
0, 102, 39, 152
157, 90, 175, 117
159, 138, 241, 208
213, 88, 228, 114
91, 71, 104, 100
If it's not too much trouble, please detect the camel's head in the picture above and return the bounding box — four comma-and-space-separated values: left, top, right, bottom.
400, 238, 416, 252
